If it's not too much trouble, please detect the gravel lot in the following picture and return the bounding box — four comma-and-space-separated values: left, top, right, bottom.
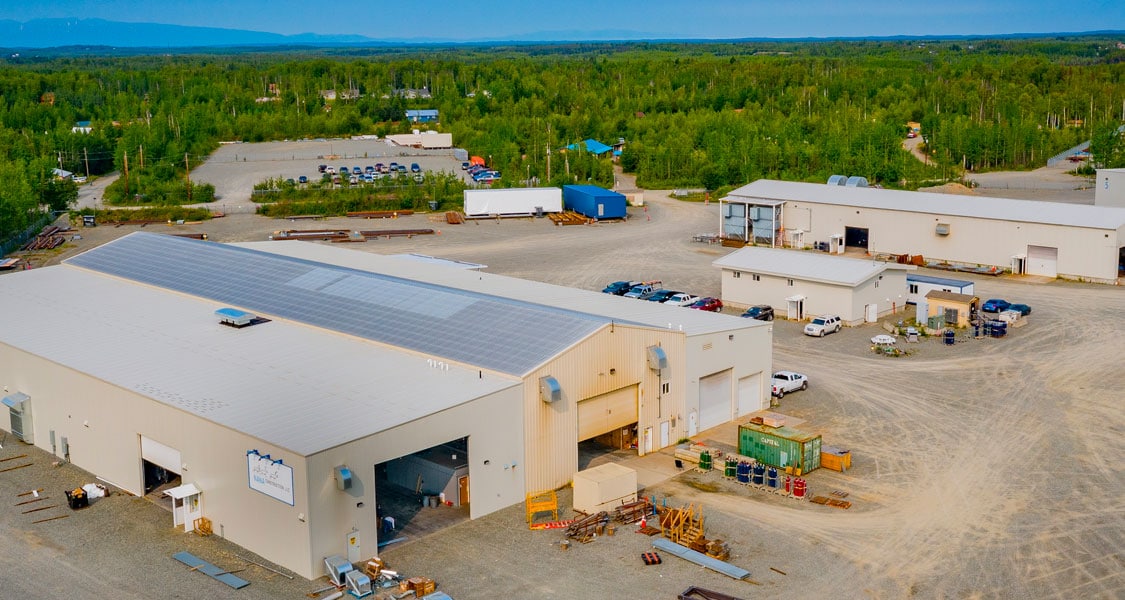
3, 141, 1123, 599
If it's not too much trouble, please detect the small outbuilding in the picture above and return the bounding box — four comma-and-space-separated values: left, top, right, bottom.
713, 246, 913, 324
906, 274, 974, 305
921, 290, 979, 328
563, 185, 627, 220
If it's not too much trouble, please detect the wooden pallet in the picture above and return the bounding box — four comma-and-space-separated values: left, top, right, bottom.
810, 496, 852, 509
548, 211, 590, 226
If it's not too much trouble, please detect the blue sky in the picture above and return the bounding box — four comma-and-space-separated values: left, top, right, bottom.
2, 0, 1122, 40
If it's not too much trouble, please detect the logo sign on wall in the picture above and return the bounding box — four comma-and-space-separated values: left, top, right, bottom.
247, 449, 294, 506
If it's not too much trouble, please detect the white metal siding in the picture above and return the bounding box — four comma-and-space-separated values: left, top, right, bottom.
140, 435, 181, 473
577, 385, 638, 441
699, 370, 732, 431
1027, 245, 1058, 277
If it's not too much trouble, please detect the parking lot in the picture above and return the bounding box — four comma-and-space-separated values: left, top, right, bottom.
3, 143, 1124, 599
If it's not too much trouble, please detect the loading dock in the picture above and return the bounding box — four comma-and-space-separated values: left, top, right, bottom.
1026, 245, 1059, 277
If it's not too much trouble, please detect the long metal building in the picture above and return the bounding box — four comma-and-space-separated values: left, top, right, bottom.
0, 233, 771, 580
721, 180, 1125, 283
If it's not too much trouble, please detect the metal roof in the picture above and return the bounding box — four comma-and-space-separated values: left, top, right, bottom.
65, 233, 611, 377
712, 246, 910, 287
907, 273, 974, 288
0, 266, 518, 456
234, 242, 768, 337
725, 180, 1125, 230
925, 290, 977, 303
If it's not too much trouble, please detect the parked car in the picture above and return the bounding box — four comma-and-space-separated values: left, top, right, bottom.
349, 175, 358, 184
326, 166, 336, 174
375, 163, 386, 173
771, 371, 808, 398
664, 293, 699, 307
688, 297, 723, 312
602, 281, 640, 295
318, 164, 327, 173
475, 173, 501, 184
461, 162, 471, 170
644, 289, 680, 303
740, 305, 774, 321
298, 175, 308, 184
410, 163, 421, 173
396, 164, 408, 173
624, 282, 662, 298
1007, 303, 1032, 315
73, 175, 87, 184
981, 299, 1011, 313
803, 314, 842, 337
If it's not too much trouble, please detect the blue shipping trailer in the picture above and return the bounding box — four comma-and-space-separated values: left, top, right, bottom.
563, 185, 627, 220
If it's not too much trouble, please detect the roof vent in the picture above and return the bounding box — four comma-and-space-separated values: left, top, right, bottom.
827, 175, 847, 186
216, 307, 266, 328
646, 346, 668, 371
845, 176, 868, 188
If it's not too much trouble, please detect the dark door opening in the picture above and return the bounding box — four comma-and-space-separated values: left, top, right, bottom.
374, 437, 471, 543
844, 226, 869, 249
578, 424, 638, 470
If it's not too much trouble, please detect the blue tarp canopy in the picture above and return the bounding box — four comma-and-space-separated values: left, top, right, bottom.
566, 139, 613, 155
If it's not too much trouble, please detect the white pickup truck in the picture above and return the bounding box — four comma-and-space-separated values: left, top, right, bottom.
771, 371, 809, 398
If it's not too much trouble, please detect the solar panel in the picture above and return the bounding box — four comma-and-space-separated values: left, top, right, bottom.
65, 233, 610, 375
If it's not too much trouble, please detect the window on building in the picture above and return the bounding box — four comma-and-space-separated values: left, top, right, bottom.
909, 284, 919, 294
661, 382, 671, 395
752, 274, 761, 282
787, 279, 794, 286
875, 280, 880, 288
733, 271, 741, 279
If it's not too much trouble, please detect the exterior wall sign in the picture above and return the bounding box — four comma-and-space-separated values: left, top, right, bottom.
247, 449, 294, 506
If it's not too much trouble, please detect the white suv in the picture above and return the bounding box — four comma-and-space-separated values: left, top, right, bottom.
803, 315, 842, 337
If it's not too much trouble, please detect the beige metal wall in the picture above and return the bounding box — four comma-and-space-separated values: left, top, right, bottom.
684, 326, 772, 435
1095, 169, 1125, 207
720, 269, 863, 323
305, 383, 523, 579
0, 342, 315, 578
521, 324, 685, 493
785, 201, 1123, 283
844, 269, 911, 326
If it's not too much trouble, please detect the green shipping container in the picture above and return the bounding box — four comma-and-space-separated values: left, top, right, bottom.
738, 423, 822, 473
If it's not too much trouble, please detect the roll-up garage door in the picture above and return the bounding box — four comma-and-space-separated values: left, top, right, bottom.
699, 370, 733, 431
737, 372, 763, 416
577, 385, 638, 442
1026, 245, 1058, 277
141, 436, 181, 474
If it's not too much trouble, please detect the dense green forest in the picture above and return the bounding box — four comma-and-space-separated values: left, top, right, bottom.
1, 37, 1124, 238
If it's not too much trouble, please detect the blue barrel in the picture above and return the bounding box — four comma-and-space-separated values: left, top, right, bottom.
973, 323, 980, 337
752, 464, 765, 485
736, 461, 751, 483
989, 320, 1007, 338
767, 467, 779, 488
944, 330, 955, 345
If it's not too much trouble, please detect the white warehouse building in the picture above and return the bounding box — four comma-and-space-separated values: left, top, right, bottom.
0, 233, 771, 580
721, 180, 1125, 284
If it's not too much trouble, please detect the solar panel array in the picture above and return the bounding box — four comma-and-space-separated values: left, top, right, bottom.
66, 233, 611, 375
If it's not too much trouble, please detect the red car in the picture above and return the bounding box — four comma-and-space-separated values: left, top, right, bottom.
688, 297, 723, 312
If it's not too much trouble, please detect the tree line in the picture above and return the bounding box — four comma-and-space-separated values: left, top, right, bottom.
1, 37, 1123, 238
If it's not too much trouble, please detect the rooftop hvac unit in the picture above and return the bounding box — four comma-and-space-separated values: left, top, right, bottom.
845, 176, 869, 187
215, 307, 256, 327
539, 376, 562, 403
646, 346, 668, 371
827, 174, 847, 186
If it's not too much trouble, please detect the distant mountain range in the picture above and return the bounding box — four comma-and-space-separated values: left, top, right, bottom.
0, 18, 381, 49
0, 18, 1121, 51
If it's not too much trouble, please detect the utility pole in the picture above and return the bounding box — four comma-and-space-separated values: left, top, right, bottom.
83, 148, 90, 178
184, 153, 192, 203
57, 151, 62, 170
546, 144, 551, 182
139, 145, 144, 169
123, 150, 130, 197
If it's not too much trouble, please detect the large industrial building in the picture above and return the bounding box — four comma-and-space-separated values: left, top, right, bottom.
721, 180, 1125, 283
0, 233, 771, 580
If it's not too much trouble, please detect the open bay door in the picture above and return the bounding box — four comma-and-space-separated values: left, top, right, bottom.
577, 385, 639, 442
